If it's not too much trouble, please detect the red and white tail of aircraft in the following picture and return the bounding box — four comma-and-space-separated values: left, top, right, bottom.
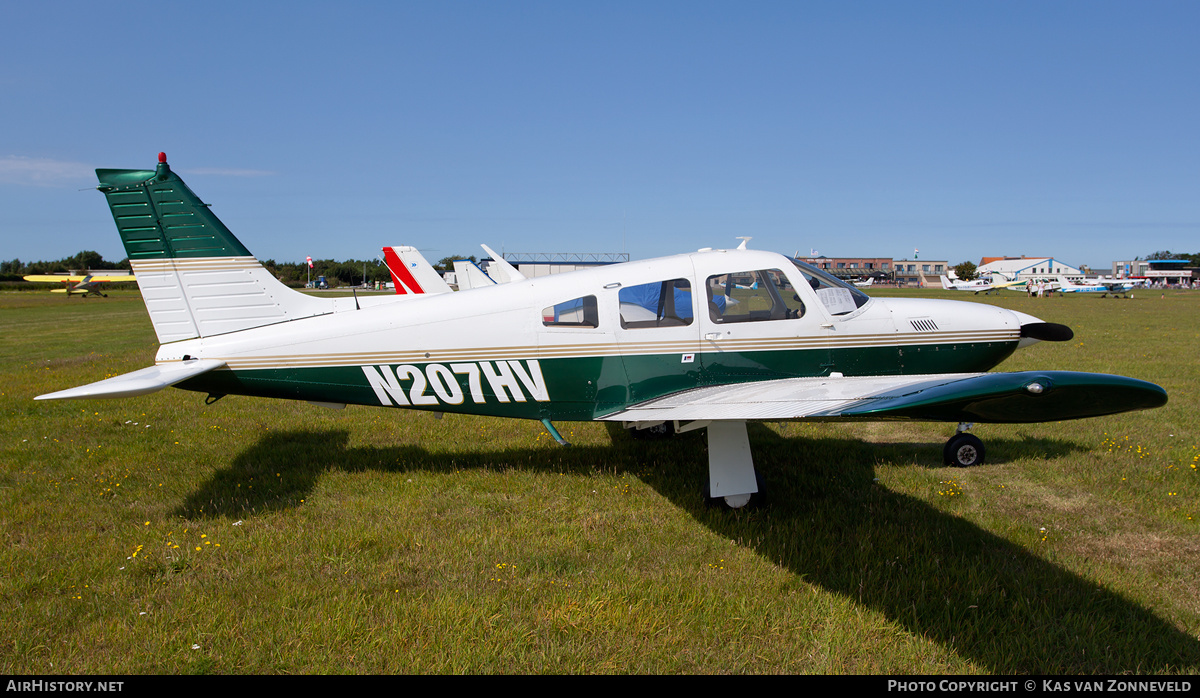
383, 244, 527, 294
381, 246, 452, 295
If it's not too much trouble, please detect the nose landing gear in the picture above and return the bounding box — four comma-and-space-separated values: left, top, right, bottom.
944, 424, 986, 467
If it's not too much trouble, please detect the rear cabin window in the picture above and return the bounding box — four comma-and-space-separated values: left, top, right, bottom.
542, 295, 599, 327
706, 269, 804, 323
618, 279, 694, 329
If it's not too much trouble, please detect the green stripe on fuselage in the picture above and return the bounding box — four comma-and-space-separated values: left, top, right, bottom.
173, 340, 1021, 421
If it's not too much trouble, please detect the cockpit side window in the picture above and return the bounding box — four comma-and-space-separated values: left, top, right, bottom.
542, 295, 599, 328
706, 269, 804, 323
789, 259, 871, 315
619, 279, 694, 329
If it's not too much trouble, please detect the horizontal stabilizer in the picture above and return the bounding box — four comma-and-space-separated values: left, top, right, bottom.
36, 359, 225, 401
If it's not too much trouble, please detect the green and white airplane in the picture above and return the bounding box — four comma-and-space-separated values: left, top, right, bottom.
37, 154, 1168, 508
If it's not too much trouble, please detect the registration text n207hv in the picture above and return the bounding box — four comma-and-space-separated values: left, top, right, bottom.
362, 360, 550, 407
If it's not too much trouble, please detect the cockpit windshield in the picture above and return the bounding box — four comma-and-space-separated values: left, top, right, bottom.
788, 259, 871, 315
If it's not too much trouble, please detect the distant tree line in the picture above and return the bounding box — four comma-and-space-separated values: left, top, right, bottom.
259, 258, 392, 288
258, 254, 478, 287
0, 251, 123, 280
6, 249, 1193, 287
1, 250, 482, 287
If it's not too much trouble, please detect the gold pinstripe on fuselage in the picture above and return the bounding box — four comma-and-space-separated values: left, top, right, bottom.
157, 329, 1019, 371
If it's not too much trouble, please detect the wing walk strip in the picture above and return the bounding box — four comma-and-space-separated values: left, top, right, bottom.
162, 330, 1019, 371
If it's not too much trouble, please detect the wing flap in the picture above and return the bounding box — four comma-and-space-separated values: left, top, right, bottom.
35, 359, 226, 401
602, 371, 1167, 424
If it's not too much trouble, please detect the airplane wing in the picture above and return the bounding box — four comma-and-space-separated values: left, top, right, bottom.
600, 371, 1167, 425
35, 359, 226, 400
24, 275, 87, 283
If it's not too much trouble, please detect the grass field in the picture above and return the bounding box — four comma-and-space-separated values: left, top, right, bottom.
2, 287, 1198, 674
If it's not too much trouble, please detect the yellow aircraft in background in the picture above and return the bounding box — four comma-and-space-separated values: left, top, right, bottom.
24, 272, 136, 297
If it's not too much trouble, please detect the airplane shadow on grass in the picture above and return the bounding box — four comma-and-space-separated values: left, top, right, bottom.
180, 424, 1199, 674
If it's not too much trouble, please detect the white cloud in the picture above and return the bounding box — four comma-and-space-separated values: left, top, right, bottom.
0, 156, 94, 186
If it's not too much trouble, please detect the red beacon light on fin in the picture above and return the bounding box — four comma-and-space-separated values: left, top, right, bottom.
158, 152, 167, 164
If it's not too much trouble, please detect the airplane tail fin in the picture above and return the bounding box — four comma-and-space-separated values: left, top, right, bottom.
381, 246, 452, 295
96, 153, 341, 344
939, 275, 953, 289
479, 244, 526, 283
452, 259, 498, 290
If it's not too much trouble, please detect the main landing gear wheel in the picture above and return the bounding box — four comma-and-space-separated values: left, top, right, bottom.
704, 469, 765, 510
944, 433, 985, 468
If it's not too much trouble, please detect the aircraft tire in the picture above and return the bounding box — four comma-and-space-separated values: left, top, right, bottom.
944, 433, 985, 468
704, 468, 766, 510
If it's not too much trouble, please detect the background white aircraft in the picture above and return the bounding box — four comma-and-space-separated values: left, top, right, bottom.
939, 275, 994, 293
1056, 276, 1139, 297
380, 246, 452, 296
448, 245, 527, 291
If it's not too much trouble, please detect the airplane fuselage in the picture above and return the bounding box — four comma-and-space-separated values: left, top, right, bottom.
34, 154, 1167, 507
163, 249, 1028, 421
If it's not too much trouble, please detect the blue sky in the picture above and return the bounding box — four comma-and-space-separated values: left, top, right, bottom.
2, 2, 1197, 269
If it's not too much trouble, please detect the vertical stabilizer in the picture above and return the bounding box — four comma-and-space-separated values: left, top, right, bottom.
452, 259, 498, 290
480, 244, 526, 283
96, 153, 332, 343
381, 246, 452, 295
